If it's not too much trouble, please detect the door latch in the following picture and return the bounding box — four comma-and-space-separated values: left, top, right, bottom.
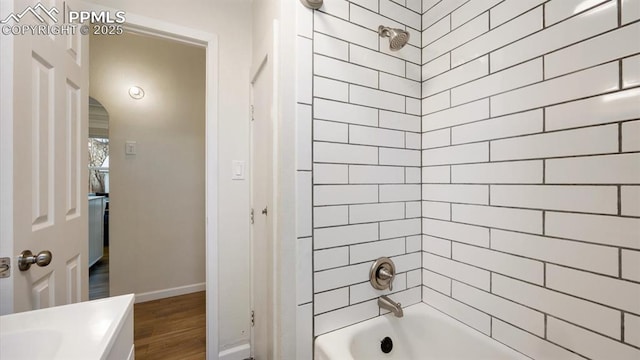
261, 207, 268, 216
0, 257, 10, 278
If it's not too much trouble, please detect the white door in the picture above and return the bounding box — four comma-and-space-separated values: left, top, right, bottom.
250, 54, 275, 360
0, 0, 89, 313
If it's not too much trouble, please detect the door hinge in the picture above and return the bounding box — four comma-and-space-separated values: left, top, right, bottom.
250, 105, 255, 121
251, 310, 255, 327
250, 209, 255, 224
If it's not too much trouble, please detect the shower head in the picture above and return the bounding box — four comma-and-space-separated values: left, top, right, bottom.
378, 25, 410, 51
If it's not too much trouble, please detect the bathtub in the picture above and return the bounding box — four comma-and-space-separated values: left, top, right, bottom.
315, 303, 528, 360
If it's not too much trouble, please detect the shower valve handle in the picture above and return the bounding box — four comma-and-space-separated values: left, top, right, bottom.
378, 267, 394, 291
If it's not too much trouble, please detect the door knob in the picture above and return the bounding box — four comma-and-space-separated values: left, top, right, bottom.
18, 250, 52, 271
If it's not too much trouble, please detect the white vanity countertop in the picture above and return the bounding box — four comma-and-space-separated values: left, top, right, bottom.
0, 294, 134, 360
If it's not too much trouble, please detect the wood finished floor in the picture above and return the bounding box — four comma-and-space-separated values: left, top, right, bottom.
134, 291, 206, 360
89, 246, 109, 300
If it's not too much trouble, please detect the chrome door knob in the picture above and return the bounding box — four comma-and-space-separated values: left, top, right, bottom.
18, 250, 52, 271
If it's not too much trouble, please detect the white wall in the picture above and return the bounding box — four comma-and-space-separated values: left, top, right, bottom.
421, 1, 640, 359
87, 0, 253, 351
89, 32, 206, 295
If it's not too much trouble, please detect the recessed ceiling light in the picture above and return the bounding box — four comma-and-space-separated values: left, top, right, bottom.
129, 86, 145, 100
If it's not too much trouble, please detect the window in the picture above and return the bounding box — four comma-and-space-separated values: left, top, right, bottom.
88, 138, 109, 194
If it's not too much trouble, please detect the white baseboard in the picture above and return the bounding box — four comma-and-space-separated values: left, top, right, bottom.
134, 283, 205, 304
219, 343, 251, 360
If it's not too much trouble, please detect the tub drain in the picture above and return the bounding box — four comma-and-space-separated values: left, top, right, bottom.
381, 336, 393, 354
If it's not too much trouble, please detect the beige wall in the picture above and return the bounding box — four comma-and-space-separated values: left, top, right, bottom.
90, 32, 206, 293
87, 0, 253, 350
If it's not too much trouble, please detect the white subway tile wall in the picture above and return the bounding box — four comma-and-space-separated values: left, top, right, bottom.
421, 1, 640, 359
310, 0, 424, 339
295, 0, 640, 358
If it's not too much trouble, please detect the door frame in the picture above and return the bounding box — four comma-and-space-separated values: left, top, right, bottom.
249, 20, 276, 357
0, 0, 16, 316
0, 1, 221, 358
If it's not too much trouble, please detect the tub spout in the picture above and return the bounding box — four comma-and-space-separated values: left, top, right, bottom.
378, 295, 403, 318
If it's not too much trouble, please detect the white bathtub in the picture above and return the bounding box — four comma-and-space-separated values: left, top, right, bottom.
315, 303, 528, 360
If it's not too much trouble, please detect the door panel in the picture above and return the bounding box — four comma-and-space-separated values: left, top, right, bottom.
65, 80, 81, 220
11, 0, 89, 312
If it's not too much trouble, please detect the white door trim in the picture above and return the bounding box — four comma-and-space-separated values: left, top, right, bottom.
0, 0, 16, 316
1, 1, 220, 358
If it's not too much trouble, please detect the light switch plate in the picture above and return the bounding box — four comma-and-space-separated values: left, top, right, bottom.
232, 160, 245, 180
125, 141, 137, 155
